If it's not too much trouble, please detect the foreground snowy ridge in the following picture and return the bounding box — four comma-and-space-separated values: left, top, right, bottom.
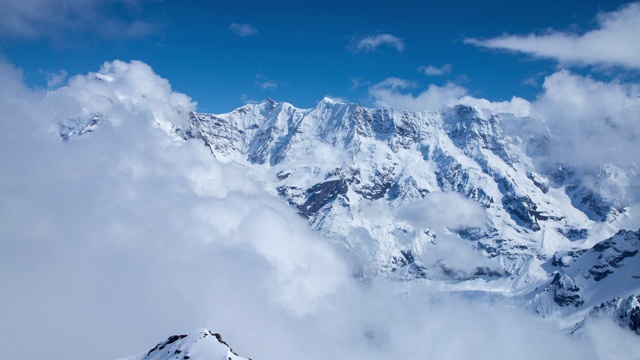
119, 329, 249, 360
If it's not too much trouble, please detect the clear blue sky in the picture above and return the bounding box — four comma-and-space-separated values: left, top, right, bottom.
0, 0, 636, 112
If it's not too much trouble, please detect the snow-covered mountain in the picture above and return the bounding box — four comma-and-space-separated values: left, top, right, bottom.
119, 329, 248, 360
175, 97, 634, 282
61, 96, 640, 347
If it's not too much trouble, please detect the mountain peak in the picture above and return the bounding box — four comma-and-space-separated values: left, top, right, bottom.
120, 329, 248, 360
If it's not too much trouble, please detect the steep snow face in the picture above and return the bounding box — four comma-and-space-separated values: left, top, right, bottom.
119, 329, 248, 360
175, 98, 630, 289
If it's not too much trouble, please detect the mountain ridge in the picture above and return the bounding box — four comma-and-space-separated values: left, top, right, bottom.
60, 96, 640, 340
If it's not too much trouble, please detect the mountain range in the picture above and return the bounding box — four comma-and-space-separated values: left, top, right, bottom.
60, 95, 639, 359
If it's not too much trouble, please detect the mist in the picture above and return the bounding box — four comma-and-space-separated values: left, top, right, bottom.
1, 60, 638, 360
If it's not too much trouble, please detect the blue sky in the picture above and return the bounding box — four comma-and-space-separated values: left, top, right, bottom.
0, 0, 638, 112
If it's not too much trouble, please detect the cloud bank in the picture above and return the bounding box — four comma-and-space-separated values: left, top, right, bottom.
369, 77, 467, 111
46, 59, 196, 132
532, 70, 640, 169
1, 60, 639, 360
466, 2, 640, 69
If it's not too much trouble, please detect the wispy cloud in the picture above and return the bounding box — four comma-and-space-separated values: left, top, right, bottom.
0, 0, 161, 41
43, 69, 68, 88
229, 23, 258, 37
350, 77, 371, 89
418, 64, 452, 76
349, 33, 404, 53
465, 2, 640, 69
255, 73, 278, 89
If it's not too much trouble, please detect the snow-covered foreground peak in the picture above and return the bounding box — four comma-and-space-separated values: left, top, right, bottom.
119, 329, 248, 360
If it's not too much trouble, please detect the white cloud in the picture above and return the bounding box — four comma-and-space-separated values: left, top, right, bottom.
396, 192, 492, 274
458, 95, 532, 117
350, 34, 405, 53
0, 61, 33, 100
465, 2, 640, 68
0, 0, 160, 40
397, 192, 487, 230
369, 77, 467, 111
44, 69, 68, 88
255, 73, 279, 90
583, 317, 640, 359
229, 23, 258, 37
418, 64, 452, 76
531, 70, 640, 169
45, 59, 196, 131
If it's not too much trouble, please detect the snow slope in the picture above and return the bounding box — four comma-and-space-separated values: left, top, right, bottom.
119, 329, 248, 360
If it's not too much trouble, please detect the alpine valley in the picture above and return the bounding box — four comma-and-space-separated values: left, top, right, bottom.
56, 78, 640, 359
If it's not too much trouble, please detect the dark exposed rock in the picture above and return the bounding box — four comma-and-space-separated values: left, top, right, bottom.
550, 249, 587, 267
59, 113, 102, 140
476, 241, 500, 258
588, 266, 614, 282
456, 226, 499, 242
387, 176, 429, 201
586, 229, 640, 281
437, 262, 506, 281
354, 168, 394, 200
549, 272, 584, 307
146, 334, 188, 355
501, 194, 542, 231
557, 228, 589, 241
473, 266, 508, 278
276, 171, 291, 180
387, 250, 416, 272
298, 179, 348, 218
526, 172, 549, 194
